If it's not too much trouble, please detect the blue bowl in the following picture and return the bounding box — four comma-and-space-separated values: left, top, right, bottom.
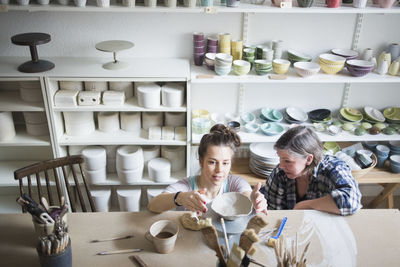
260, 122, 285, 136
390, 163, 400, 173
260, 108, 283, 122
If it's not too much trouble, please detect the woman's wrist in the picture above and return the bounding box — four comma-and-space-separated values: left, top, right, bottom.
174, 192, 182, 206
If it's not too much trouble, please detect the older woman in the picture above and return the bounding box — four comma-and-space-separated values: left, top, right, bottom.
260, 126, 362, 215
148, 124, 267, 215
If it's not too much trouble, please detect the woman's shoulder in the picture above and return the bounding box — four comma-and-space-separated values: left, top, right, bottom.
163, 176, 191, 193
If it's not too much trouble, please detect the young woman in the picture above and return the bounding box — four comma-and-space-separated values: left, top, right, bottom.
260, 126, 362, 216
147, 124, 267, 215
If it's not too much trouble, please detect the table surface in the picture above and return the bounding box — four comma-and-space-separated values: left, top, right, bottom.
1, 209, 400, 267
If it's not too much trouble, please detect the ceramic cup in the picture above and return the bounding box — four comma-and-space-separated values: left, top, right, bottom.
145, 220, 179, 254
326, 0, 341, 7
378, 0, 397, 8
361, 48, 373, 61
388, 43, 400, 62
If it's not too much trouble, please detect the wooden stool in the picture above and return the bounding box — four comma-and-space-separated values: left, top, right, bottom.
11, 32, 55, 73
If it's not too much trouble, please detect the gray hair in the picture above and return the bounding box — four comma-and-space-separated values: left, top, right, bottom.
274, 126, 324, 175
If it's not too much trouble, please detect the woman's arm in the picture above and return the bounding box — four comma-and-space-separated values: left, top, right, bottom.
147, 191, 208, 214
294, 194, 341, 214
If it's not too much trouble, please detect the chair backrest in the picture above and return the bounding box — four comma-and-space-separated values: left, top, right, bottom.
14, 155, 96, 212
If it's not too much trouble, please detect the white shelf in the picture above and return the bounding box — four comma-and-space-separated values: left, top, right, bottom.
4, 2, 400, 14
0, 91, 45, 112
192, 125, 400, 144
58, 129, 187, 146
0, 160, 38, 186
0, 57, 190, 80
53, 97, 187, 112
69, 169, 186, 186
0, 127, 51, 147
191, 65, 400, 84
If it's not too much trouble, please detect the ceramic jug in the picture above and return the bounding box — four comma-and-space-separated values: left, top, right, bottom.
388, 61, 400, 76
377, 59, 389, 75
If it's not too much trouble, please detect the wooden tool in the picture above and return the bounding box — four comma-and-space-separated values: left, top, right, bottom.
130, 255, 148, 267
220, 218, 230, 256
90, 235, 134, 243
96, 248, 142, 255
201, 226, 226, 266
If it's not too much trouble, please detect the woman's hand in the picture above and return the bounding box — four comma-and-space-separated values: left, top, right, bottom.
177, 189, 208, 215
250, 182, 268, 214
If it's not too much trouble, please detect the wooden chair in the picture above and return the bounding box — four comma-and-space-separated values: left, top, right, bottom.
14, 155, 96, 212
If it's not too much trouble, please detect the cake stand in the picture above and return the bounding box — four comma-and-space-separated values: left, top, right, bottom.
95, 40, 134, 70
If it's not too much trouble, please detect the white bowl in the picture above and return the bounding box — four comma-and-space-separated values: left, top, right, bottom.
90, 189, 111, 212
346, 59, 374, 68
161, 146, 186, 172
117, 189, 141, 212
293, 62, 320, 77
120, 112, 141, 135
117, 165, 144, 183
211, 192, 253, 220
319, 53, 346, 64
215, 53, 233, 63
364, 106, 385, 122
244, 122, 259, 133
98, 112, 120, 133
116, 145, 144, 170
84, 167, 107, 184
82, 146, 107, 171
0, 111, 16, 141
165, 112, 186, 127
148, 158, 171, 182
26, 122, 49, 136
137, 83, 161, 108
286, 107, 308, 122
161, 83, 185, 108
142, 112, 163, 130
331, 48, 358, 58
143, 145, 161, 170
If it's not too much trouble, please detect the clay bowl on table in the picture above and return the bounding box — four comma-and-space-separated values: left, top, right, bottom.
211, 192, 253, 221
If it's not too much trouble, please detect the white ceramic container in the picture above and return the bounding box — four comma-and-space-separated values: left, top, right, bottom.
137, 83, 161, 108
96, 0, 110, 7
143, 145, 161, 170
84, 81, 108, 92
23, 112, 47, 124
161, 146, 185, 172
20, 87, 42, 103
63, 112, 94, 125
164, 112, 186, 127
54, 90, 79, 107
82, 146, 107, 171
117, 165, 144, 183
78, 91, 101, 106
109, 82, 134, 98
122, 0, 135, 6
148, 158, 171, 182
26, 123, 49, 136
174, 127, 187, 141
98, 112, 120, 133
148, 126, 162, 140
90, 189, 111, 212
116, 145, 144, 170
0, 112, 16, 141
59, 81, 84, 91
161, 83, 185, 108
65, 121, 95, 136
102, 91, 125, 106
120, 112, 141, 135
164, 0, 177, 7
142, 112, 163, 130
117, 189, 141, 212
162, 126, 175, 140
84, 167, 107, 184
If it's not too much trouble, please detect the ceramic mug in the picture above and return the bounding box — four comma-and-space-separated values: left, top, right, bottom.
145, 220, 179, 254
326, 0, 341, 7
378, 0, 398, 8
361, 48, 373, 61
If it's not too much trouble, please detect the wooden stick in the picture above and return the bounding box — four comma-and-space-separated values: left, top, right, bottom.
96, 249, 142, 255
299, 241, 310, 264
220, 218, 230, 257
90, 235, 134, 243
130, 255, 148, 267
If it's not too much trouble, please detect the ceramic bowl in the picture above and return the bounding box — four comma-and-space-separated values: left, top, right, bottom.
116, 145, 144, 170
227, 121, 241, 132
260, 108, 283, 122
293, 62, 320, 77
260, 122, 285, 136
286, 107, 308, 122
240, 112, 256, 124
364, 106, 385, 122
254, 60, 272, 75
215, 53, 233, 64
192, 117, 211, 134
84, 167, 106, 184
272, 59, 291, 74
390, 155, 400, 173
205, 53, 216, 70
192, 109, 210, 119
117, 165, 144, 183
148, 158, 171, 182
232, 60, 251, 76
211, 192, 253, 220
319, 62, 345, 75
331, 48, 359, 60
324, 141, 340, 154
319, 53, 346, 65
82, 146, 107, 171
308, 109, 331, 121
346, 64, 373, 77
215, 65, 231, 76
244, 122, 259, 133
287, 49, 312, 63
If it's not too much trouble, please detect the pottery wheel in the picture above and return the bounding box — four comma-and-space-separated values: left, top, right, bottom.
95, 40, 134, 70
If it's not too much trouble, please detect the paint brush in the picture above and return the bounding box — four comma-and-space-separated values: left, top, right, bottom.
267, 217, 287, 247
96, 248, 142, 255
90, 235, 134, 243
220, 218, 230, 257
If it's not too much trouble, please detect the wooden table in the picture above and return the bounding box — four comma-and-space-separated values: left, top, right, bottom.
1, 209, 400, 267
232, 157, 400, 209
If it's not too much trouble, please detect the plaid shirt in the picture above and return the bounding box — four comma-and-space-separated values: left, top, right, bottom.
260, 155, 362, 216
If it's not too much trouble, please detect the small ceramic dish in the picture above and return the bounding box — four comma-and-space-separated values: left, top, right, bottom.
211, 192, 253, 221
244, 122, 259, 133
260, 108, 283, 122
260, 122, 285, 136
364, 106, 385, 122
286, 107, 308, 122
227, 121, 241, 132
331, 48, 358, 60
240, 112, 256, 124
327, 125, 341, 136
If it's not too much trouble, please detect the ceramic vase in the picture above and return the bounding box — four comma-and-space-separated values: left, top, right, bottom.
388, 43, 400, 63
378, 51, 391, 66
361, 48, 373, 61
377, 59, 389, 75
388, 61, 400, 76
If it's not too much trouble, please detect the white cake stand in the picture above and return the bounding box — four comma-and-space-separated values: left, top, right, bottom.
95, 40, 134, 70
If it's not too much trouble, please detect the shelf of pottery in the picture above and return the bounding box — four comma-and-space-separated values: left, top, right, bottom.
3, 0, 400, 14
0, 79, 56, 212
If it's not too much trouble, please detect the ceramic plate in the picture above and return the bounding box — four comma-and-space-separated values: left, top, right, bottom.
340, 108, 363, 122
384, 107, 400, 121
286, 107, 308, 122
249, 143, 279, 160
364, 106, 385, 122
331, 48, 358, 59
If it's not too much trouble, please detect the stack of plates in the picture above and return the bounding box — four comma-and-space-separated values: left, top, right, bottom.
388, 141, 400, 155
259, 108, 283, 123
363, 106, 385, 123
249, 143, 279, 179
383, 107, 400, 124
284, 107, 308, 124
339, 107, 363, 123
